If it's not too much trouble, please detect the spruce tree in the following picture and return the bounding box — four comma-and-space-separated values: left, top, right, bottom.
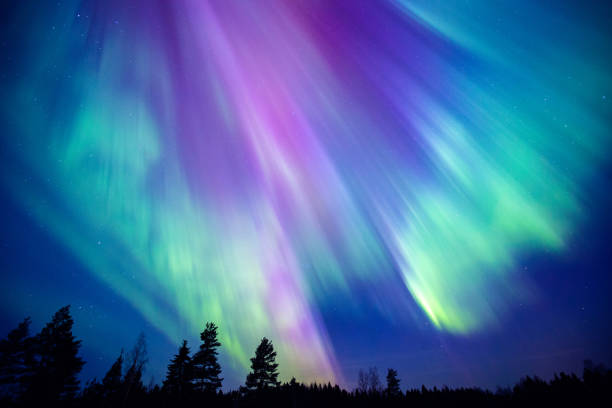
101, 350, 124, 401
244, 337, 279, 391
0, 317, 34, 399
29, 306, 85, 401
163, 340, 193, 398
191, 322, 223, 393
386, 368, 401, 397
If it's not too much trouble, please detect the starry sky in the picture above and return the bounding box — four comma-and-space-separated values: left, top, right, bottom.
1, 0, 611, 391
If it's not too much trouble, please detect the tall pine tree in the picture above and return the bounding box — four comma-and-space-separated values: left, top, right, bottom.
163, 340, 192, 398
0, 317, 34, 399
386, 368, 401, 397
244, 337, 279, 391
191, 322, 223, 393
29, 306, 85, 402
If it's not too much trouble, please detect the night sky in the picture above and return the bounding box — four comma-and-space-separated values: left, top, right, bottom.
1, 0, 611, 391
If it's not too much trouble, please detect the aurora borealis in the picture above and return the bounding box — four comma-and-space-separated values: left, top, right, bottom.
1, 0, 611, 389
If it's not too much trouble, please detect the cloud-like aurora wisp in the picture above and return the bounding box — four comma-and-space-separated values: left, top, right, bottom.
1, 0, 610, 383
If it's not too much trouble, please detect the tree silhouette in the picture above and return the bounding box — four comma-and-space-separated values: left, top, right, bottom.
358, 367, 382, 394
163, 340, 193, 399
101, 349, 124, 401
0, 317, 33, 399
122, 332, 148, 403
386, 368, 401, 397
191, 322, 223, 394
102, 350, 123, 390
5, 305, 612, 407
245, 337, 279, 391
368, 367, 382, 394
81, 350, 125, 405
357, 369, 369, 393
28, 306, 84, 402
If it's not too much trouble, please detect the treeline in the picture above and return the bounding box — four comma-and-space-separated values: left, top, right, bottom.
1, 306, 611, 407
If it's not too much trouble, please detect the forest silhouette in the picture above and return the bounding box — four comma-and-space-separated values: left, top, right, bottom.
1, 305, 610, 407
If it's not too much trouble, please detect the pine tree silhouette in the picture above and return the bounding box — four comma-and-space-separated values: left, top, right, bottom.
0, 317, 33, 399
28, 306, 84, 402
81, 350, 125, 405
163, 340, 193, 399
386, 368, 401, 397
191, 322, 223, 394
5, 304, 612, 407
245, 337, 279, 391
101, 349, 124, 401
